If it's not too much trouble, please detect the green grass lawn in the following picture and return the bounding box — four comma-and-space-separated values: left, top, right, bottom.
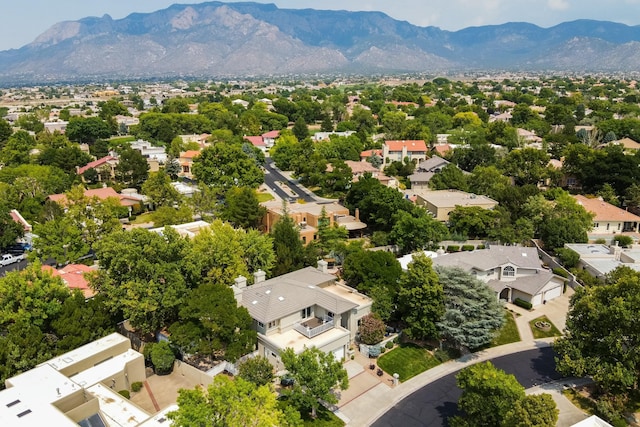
490, 310, 521, 347
130, 212, 154, 224
256, 191, 274, 202
377, 343, 441, 382
302, 405, 344, 427
109, 136, 136, 144
529, 316, 562, 339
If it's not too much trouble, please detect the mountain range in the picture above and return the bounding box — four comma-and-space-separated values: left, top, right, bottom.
2, 1, 640, 83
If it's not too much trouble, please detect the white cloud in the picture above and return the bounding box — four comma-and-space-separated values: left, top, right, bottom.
548, 0, 570, 10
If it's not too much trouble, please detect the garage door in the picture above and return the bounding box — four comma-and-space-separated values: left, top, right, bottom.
332, 347, 345, 361
544, 286, 562, 302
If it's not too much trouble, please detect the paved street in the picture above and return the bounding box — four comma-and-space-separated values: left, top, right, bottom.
263, 158, 316, 203
0, 258, 27, 276
371, 347, 560, 427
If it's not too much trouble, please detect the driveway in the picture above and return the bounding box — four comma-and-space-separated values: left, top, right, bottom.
263, 158, 316, 203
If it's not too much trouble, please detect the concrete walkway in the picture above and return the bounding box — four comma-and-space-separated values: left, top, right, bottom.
338, 288, 586, 426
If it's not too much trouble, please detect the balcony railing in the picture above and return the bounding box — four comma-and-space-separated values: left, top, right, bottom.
294, 317, 334, 339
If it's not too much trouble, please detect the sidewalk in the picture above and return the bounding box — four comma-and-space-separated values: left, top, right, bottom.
338, 289, 579, 426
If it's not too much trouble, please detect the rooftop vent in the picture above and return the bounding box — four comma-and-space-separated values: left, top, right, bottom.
17, 409, 32, 418
6, 399, 20, 408
278, 296, 285, 301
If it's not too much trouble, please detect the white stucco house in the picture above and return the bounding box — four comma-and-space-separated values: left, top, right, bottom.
432, 245, 566, 307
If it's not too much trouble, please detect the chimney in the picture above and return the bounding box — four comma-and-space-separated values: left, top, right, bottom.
254, 269, 266, 284
234, 276, 247, 289
317, 260, 328, 273
355, 208, 360, 221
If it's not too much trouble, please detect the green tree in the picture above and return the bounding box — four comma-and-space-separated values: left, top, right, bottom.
169, 282, 255, 361
554, 272, 640, 395
91, 227, 191, 334
281, 347, 349, 419
115, 147, 149, 188
500, 148, 551, 186
150, 205, 193, 227
187, 221, 249, 287
222, 186, 266, 230
241, 229, 276, 279
66, 117, 112, 144
168, 376, 302, 427
0, 130, 36, 166
99, 99, 129, 119
0, 118, 12, 144
451, 361, 525, 427
142, 170, 182, 208
292, 117, 309, 141
397, 254, 445, 340
429, 164, 470, 191
192, 143, 264, 189
389, 208, 449, 255
342, 248, 402, 295
15, 113, 44, 133
448, 206, 500, 239
238, 356, 274, 387
271, 210, 305, 277
0, 203, 24, 251
270, 132, 301, 171
502, 394, 559, 427
436, 266, 505, 350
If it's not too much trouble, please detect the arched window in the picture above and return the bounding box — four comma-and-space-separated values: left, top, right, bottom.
503, 266, 515, 277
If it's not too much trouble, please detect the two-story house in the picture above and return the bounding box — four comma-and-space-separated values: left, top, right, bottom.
574, 195, 640, 234
431, 245, 565, 307
233, 262, 372, 370
382, 140, 428, 165
408, 156, 451, 190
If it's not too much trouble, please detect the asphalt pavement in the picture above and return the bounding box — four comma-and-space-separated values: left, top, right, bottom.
263, 158, 316, 203
0, 258, 27, 276
371, 347, 560, 427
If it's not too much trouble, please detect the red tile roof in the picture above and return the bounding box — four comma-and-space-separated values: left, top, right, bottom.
432, 144, 452, 156
49, 187, 139, 207
77, 155, 118, 175
385, 140, 427, 152
360, 149, 383, 159
244, 136, 266, 147
43, 264, 95, 298
262, 130, 280, 139
574, 195, 640, 222
180, 150, 201, 159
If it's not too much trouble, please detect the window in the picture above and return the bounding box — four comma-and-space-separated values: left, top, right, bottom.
594, 223, 599, 228
327, 312, 334, 319
607, 223, 610, 231
503, 266, 515, 277
257, 321, 265, 328
618, 223, 621, 230
301, 307, 311, 319
268, 321, 277, 329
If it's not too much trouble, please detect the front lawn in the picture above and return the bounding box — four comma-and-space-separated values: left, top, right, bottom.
529, 316, 562, 339
490, 310, 521, 347
130, 212, 154, 225
256, 191, 274, 202
377, 343, 441, 382
302, 405, 344, 427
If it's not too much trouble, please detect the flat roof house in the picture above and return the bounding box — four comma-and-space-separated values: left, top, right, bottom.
432, 245, 565, 307
0, 333, 150, 427
233, 262, 372, 370
414, 189, 498, 222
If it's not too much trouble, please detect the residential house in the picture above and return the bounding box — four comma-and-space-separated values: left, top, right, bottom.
408, 156, 450, 190
149, 220, 211, 239
573, 195, 640, 234
599, 137, 640, 152
343, 160, 396, 188
49, 187, 145, 211
432, 143, 453, 157
9, 210, 32, 233
233, 262, 372, 369
517, 128, 543, 148
312, 131, 356, 142
261, 200, 366, 245
414, 189, 498, 222
564, 243, 640, 280
44, 121, 68, 133
243, 135, 268, 152
382, 140, 428, 165
76, 155, 119, 182
359, 149, 383, 164
432, 245, 565, 306
0, 333, 148, 426
178, 150, 201, 179
262, 130, 280, 148
42, 264, 96, 298
129, 140, 167, 164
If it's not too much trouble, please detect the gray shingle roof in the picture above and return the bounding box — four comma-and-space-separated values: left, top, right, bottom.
240, 267, 358, 323
432, 246, 541, 271
488, 270, 556, 296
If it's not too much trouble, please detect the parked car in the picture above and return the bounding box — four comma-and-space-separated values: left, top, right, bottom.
280, 376, 295, 387
0, 253, 25, 267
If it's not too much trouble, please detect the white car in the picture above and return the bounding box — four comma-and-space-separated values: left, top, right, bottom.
0, 253, 25, 267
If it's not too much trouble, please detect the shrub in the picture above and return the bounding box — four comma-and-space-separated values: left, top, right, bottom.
476, 244, 485, 250
514, 298, 532, 310
380, 347, 386, 354
238, 356, 274, 387
131, 381, 143, 392
595, 238, 607, 244
118, 390, 130, 399
613, 235, 633, 248
385, 341, 394, 349
150, 341, 175, 375
446, 245, 460, 252
142, 343, 154, 366
555, 247, 580, 268
370, 231, 389, 247
552, 267, 569, 278
358, 313, 386, 345
461, 245, 475, 251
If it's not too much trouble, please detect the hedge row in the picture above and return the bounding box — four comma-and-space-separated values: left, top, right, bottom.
514, 298, 533, 310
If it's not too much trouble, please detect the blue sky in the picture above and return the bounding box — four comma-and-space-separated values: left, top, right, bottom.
1, 0, 639, 51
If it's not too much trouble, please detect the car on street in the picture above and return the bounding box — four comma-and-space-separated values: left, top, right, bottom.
0, 253, 25, 267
